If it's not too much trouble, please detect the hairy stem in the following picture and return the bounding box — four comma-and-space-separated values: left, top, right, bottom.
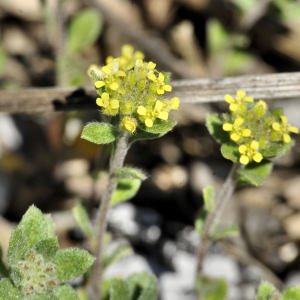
92, 132, 130, 300
196, 162, 243, 274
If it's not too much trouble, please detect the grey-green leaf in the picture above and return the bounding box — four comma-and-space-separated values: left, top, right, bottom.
67, 9, 103, 53
18, 206, 48, 247
7, 229, 28, 267
138, 118, 177, 134
81, 123, 120, 145
0, 247, 9, 277
260, 141, 294, 158
282, 286, 300, 300
53, 248, 95, 283
72, 204, 94, 244
109, 279, 130, 300
129, 128, 164, 144
28, 291, 59, 300
238, 160, 273, 187
203, 185, 215, 212
111, 179, 142, 206
0, 278, 25, 300
270, 108, 283, 121
44, 214, 55, 238
256, 281, 277, 299
53, 284, 80, 300
206, 114, 230, 144
126, 272, 158, 300
33, 237, 59, 262
115, 167, 147, 181
103, 244, 132, 269
195, 275, 227, 300
221, 143, 239, 163
211, 224, 239, 239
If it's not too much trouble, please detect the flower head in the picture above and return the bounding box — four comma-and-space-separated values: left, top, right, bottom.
223, 117, 251, 142
224, 90, 253, 114
137, 100, 169, 127
271, 115, 299, 143
238, 141, 263, 165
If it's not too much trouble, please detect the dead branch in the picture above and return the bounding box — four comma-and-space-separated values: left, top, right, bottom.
0, 72, 299, 114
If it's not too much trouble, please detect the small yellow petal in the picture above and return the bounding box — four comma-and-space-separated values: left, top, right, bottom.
102, 65, 112, 75
148, 73, 157, 82
239, 145, 247, 154
148, 62, 156, 69
244, 96, 253, 102
110, 100, 119, 109
229, 103, 238, 112
240, 155, 249, 165
101, 93, 109, 101
237, 90, 246, 98
109, 82, 119, 90
136, 59, 143, 68
106, 56, 113, 64
223, 123, 233, 131
134, 51, 145, 60
172, 97, 180, 108
96, 98, 103, 106
253, 152, 263, 163
288, 126, 299, 134
280, 116, 288, 124
145, 118, 153, 127
230, 133, 240, 141
122, 44, 133, 56
224, 94, 234, 103
116, 70, 126, 77
272, 122, 281, 131
95, 81, 105, 88
155, 100, 164, 111
137, 106, 147, 115
234, 117, 244, 127
158, 111, 168, 120
157, 89, 165, 95
158, 73, 164, 81
283, 133, 291, 143
163, 85, 172, 92
242, 129, 251, 137
250, 140, 259, 151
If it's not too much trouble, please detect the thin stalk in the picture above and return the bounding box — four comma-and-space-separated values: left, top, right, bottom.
92, 132, 130, 300
196, 162, 243, 274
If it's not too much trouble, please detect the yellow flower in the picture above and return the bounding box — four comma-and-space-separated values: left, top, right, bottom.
120, 116, 137, 133
121, 45, 145, 70
96, 93, 119, 110
87, 64, 103, 78
224, 90, 253, 113
148, 72, 172, 95
238, 141, 263, 165
222, 117, 251, 142
137, 100, 169, 127
271, 115, 299, 143
169, 97, 180, 110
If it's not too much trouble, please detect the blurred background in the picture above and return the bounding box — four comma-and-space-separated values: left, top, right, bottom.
1, 0, 300, 299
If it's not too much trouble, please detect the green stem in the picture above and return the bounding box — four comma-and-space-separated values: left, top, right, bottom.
92, 132, 130, 300
196, 162, 243, 275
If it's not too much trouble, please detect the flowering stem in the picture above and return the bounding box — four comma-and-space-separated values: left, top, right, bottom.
196, 162, 244, 275
92, 132, 130, 300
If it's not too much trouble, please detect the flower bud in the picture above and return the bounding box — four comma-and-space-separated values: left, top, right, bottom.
125, 71, 137, 85
254, 100, 267, 118
120, 116, 137, 133
120, 99, 135, 115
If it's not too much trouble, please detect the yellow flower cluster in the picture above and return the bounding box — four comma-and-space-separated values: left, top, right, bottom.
89, 45, 179, 133
222, 91, 298, 165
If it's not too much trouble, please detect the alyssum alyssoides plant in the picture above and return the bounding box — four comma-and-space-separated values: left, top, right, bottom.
0, 206, 95, 300
194, 91, 299, 300
81, 45, 179, 300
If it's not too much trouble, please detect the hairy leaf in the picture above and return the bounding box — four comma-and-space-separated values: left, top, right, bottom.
81, 123, 120, 145
115, 167, 147, 181
109, 279, 130, 300
18, 206, 48, 247
33, 237, 59, 262
0, 278, 25, 300
103, 244, 132, 269
221, 143, 239, 163
111, 179, 141, 206
282, 286, 300, 300
53, 248, 95, 283
44, 214, 55, 238
206, 114, 230, 144
196, 275, 227, 300
0, 247, 8, 277
7, 229, 28, 267
28, 291, 59, 300
139, 118, 177, 134
203, 186, 215, 212
260, 141, 294, 158
54, 284, 80, 300
129, 128, 164, 144
195, 208, 208, 236
270, 108, 283, 121
256, 281, 277, 299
